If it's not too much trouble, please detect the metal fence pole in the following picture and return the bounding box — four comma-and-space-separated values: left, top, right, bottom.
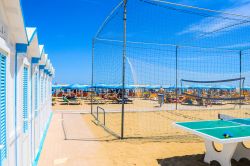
239, 50, 242, 108
121, 0, 127, 139
91, 39, 95, 114
175, 45, 178, 110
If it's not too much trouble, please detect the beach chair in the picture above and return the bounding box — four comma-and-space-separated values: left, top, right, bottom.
112, 96, 133, 104
57, 92, 63, 97
124, 97, 133, 104
52, 97, 57, 106
179, 96, 193, 105
135, 91, 143, 98
62, 97, 81, 105
92, 97, 107, 104
143, 92, 150, 100
149, 93, 158, 101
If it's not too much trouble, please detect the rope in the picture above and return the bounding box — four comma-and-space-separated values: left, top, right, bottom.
181, 77, 245, 84
182, 93, 245, 101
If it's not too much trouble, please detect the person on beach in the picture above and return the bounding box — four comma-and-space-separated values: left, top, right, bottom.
158, 88, 165, 107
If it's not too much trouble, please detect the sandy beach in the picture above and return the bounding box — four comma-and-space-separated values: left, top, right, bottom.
52, 97, 250, 138
36, 98, 250, 165
38, 112, 206, 166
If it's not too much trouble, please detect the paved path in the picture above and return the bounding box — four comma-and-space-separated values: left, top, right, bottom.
38, 112, 113, 166
38, 112, 206, 166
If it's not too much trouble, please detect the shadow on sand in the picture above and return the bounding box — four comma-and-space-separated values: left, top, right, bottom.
157, 154, 250, 166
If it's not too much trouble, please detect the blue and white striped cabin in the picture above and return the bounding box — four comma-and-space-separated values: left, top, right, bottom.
0, 1, 55, 165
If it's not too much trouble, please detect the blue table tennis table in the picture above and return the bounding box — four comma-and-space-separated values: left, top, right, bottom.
174, 115, 250, 166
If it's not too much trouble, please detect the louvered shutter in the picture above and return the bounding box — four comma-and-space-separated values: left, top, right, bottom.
35, 73, 38, 110
41, 77, 43, 103
23, 67, 28, 133
0, 53, 7, 162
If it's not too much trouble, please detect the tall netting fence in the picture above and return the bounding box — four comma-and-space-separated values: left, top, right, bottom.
91, 0, 250, 139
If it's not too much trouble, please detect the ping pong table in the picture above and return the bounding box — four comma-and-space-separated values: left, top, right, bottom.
174, 115, 250, 166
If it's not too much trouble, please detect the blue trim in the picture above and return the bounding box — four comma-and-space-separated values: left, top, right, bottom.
27, 28, 37, 44
32, 112, 53, 166
16, 43, 28, 53
44, 69, 49, 75
39, 46, 44, 58
32, 58, 40, 64
39, 65, 45, 70
15, 43, 28, 166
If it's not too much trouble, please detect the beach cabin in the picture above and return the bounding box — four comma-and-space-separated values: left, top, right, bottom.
0, 0, 54, 165
38, 53, 48, 138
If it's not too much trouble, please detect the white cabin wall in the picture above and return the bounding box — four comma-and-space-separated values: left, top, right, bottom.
0, 1, 55, 165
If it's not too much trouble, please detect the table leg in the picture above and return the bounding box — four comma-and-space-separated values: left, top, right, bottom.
233, 142, 250, 161
204, 139, 237, 166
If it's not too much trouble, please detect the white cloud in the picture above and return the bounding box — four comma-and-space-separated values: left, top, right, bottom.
219, 42, 250, 49
178, 1, 250, 37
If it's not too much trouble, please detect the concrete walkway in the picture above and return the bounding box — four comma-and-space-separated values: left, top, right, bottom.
38, 112, 208, 166
38, 112, 113, 166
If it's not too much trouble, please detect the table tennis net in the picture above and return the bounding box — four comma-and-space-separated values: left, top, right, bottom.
218, 114, 250, 125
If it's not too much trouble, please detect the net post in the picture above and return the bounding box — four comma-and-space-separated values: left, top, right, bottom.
180, 79, 183, 96
121, 0, 127, 139
175, 45, 178, 110
239, 50, 242, 107
91, 38, 95, 114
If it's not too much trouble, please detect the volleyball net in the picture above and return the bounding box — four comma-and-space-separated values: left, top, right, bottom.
91, 0, 250, 139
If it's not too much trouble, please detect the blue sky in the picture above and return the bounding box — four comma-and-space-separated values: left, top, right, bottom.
21, 0, 250, 85
21, 0, 119, 84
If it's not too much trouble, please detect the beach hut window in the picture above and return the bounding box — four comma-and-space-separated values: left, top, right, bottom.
23, 67, 28, 133
0, 53, 7, 161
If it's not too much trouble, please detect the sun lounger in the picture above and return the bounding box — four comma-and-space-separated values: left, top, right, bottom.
92, 97, 107, 104
62, 97, 81, 105
111, 97, 133, 104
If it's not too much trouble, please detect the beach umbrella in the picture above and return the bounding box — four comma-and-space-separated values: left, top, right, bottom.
52, 84, 69, 96
167, 85, 184, 89
58, 84, 70, 89
189, 84, 212, 89
146, 85, 161, 89
68, 84, 91, 90
116, 85, 140, 89
161, 85, 171, 89
79, 85, 91, 90
52, 84, 70, 90
93, 84, 104, 89
211, 85, 236, 90
94, 84, 120, 89
52, 84, 62, 90
128, 84, 149, 89
68, 84, 83, 89
117, 85, 134, 89
242, 86, 250, 90
105, 84, 120, 89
